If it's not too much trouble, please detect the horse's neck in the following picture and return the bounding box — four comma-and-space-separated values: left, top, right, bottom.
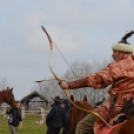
70, 101, 92, 134
70, 109, 89, 134
0, 90, 6, 104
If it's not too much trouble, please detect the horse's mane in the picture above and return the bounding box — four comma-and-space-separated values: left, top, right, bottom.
0, 87, 13, 92
0, 89, 7, 94
69, 95, 93, 134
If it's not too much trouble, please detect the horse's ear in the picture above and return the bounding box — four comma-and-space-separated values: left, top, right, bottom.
10, 88, 13, 91
70, 95, 74, 102
83, 95, 87, 101
7, 87, 9, 90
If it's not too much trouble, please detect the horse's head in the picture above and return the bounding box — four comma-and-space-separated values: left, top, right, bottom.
5, 87, 16, 107
70, 95, 91, 119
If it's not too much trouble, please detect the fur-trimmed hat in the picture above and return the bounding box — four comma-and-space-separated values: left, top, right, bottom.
112, 31, 134, 53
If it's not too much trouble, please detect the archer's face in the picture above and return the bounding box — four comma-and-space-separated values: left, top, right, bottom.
112, 51, 125, 61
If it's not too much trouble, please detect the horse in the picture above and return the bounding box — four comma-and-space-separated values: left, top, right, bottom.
0, 87, 15, 107
69, 95, 134, 134
69, 95, 91, 134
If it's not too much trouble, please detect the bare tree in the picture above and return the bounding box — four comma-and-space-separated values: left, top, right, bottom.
35, 59, 111, 106
34, 79, 63, 104
62, 60, 110, 105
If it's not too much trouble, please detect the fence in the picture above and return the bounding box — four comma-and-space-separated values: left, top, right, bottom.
0, 106, 50, 124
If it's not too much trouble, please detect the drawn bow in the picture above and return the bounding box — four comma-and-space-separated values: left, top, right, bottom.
41, 26, 110, 128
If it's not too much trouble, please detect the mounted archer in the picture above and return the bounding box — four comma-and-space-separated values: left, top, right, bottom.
59, 31, 134, 134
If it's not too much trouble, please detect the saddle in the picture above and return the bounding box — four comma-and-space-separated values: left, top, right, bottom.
89, 98, 134, 134
113, 99, 134, 125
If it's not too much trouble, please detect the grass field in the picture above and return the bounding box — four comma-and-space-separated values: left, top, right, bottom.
0, 114, 47, 134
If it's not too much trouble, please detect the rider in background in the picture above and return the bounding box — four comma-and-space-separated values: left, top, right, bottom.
61, 99, 70, 114
59, 31, 134, 134
61, 100, 70, 134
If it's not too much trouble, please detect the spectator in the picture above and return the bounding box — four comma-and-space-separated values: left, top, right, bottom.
6, 101, 23, 134
61, 100, 70, 134
46, 96, 67, 134
61, 100, 70, 114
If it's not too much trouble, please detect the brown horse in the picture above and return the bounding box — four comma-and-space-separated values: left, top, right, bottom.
69, 95, 90, 134
69, 95, 134, 134
0, 87, 15, 107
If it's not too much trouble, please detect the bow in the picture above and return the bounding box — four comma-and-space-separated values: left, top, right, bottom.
41, 26, 110, 128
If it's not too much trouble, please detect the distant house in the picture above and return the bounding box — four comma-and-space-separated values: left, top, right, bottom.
21, 91, 48, 109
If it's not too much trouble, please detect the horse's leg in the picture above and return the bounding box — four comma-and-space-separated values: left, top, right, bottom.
75, 114, 97, 134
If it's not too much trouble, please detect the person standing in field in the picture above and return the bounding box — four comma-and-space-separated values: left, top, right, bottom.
6, 101, 23, 134
61, 100, 70, 134
46, 96, 67, 134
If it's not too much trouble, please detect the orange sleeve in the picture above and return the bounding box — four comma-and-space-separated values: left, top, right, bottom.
87, 66, 113, 89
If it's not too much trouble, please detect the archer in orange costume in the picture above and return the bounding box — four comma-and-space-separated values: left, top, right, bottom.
59, 31, 134, 134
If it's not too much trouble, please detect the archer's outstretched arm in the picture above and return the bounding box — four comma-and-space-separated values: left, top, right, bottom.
59, 65, 113, 90
59, 78, 89, 89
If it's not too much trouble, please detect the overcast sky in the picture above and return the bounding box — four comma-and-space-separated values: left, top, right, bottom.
0, 0, 134, 100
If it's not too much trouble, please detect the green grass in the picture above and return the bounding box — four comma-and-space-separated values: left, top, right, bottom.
0, 114, 47, 134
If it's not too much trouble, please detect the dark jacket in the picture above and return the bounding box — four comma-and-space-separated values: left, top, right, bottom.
46, 102, 67, 128
6, 107, 22, 127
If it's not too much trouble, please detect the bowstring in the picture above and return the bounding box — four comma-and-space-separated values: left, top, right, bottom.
52, 40, 89, 100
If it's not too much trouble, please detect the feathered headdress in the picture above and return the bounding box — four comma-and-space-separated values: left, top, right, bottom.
112, 31, 134, 53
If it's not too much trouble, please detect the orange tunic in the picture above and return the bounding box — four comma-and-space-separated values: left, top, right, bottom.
86, 54, 134, 134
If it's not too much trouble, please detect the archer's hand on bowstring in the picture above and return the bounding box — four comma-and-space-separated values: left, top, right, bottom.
59, 80, 69, 89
